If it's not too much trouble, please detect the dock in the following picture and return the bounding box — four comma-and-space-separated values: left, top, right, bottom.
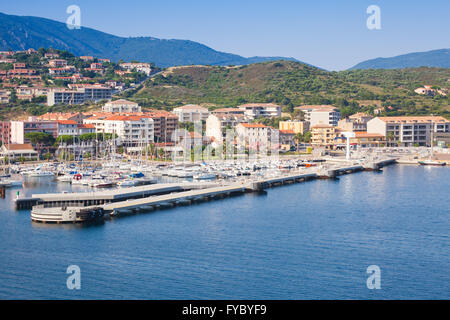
15, 182, 218, 210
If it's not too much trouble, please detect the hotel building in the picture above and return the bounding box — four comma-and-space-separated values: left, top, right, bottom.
367, 116, 450, 147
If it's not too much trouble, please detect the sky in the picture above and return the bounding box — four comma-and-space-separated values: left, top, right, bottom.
1, 0, 449, 70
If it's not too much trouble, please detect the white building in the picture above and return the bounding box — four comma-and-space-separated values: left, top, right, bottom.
205, 113, 247, 144
119, 62, 152, 75
102, 99, 142, 113
367, 116, 450, 147
84, 115, 154, 147
172, 105, 209, 122
236, 123, 272, 151
295, 105, 341, 127
238, 103, 282, 120
0, 143, 38, 161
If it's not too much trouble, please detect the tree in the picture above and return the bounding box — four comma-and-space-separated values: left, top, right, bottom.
294, 133, 303, 153
387, 132, 395, 147
25, 132, 55, 154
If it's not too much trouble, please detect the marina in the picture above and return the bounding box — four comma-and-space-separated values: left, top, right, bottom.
11, 155, 400, 223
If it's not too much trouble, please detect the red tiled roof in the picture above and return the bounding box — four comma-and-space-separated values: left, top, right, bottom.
240, 123, 268, 128
5, 144, 34, 151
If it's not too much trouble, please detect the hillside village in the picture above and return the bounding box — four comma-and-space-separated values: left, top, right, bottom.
0, 48, 449, 162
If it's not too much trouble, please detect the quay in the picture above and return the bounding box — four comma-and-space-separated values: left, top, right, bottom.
16, 182, 217, 210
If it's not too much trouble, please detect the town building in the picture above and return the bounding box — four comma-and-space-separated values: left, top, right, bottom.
367, 116, 450, 147
0, 90, 11, 104
84, 115, 154, 148
48, 59, 67, 67
0, 121, 11, 145
10, 118, 58, 144
172, 105, 210, 122
102, 99, 142, 113
238, 103, 282, 120
119, 62, 152, 75
37, 112, 88, 124
236, 123, 272, 150
279, 130, 296, 151
212, 108, 245, 116
414, 85, 447, 96
338, 112, 373, 132
279, 120, 309, 134
295, 105, 341, 127
0, 144, 38, 161
57, 120, 79, 136
146, 111, 179, 143
206, 113, 247, 144
311, 124, 339, 149
336, 132, 386, 148
47, 85, 112, 106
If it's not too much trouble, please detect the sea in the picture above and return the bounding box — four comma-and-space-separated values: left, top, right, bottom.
0, 165, 449, 299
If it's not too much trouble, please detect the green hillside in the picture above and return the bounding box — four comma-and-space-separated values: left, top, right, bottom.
129, 61, 450, 118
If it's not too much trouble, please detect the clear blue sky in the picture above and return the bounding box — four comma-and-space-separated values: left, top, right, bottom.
1, 0, 449, 70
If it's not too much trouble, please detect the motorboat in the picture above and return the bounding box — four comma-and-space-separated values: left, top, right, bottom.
418, 160, 446, 166
0, 179, 23, 188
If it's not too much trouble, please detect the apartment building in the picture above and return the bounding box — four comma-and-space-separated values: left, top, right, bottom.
0, 121, 11, 145
295, 105, 341, 127
146, 110, 179, 143
37, 112, 88, 124
119, 62, 152, 75
102, 99, 142, 113
47, 85, 112, 106
338, 113, 373, 132
0, 90, 11, 104
279, 120, 309, 134
84, 115, 154, 147
172, 105, 210, 122
237, 103, 282, 120
206, 113, 247, 144
57, 120, 79, 136
48, 59, 67, 67
212, 108, 245, 116
10, 118, 58, 144
236, 123, 272, 150
367, 116, 450, 147
311, 124, 339, 149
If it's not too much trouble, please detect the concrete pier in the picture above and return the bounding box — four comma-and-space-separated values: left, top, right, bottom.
19, 182, 218, 210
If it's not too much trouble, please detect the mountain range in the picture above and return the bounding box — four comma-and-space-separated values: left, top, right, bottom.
350, 49, 450, 69
0, 12, 301, 68
0, 12, 449, 70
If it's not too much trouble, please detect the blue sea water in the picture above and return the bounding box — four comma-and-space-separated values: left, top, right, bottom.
0, 165, 449, 299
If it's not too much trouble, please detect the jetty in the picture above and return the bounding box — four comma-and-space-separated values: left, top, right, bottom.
16, 182, 218, 210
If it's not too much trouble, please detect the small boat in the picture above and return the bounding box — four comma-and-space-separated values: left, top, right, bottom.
0, 179, 23, 188
28, 171, 55, 177
57, 175, 73, 182
418, 160, 446, 166
117, 180, 137, 187
193, 173, 216, 180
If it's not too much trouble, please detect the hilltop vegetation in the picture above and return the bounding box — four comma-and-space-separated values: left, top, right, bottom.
131, 61, 450, 118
